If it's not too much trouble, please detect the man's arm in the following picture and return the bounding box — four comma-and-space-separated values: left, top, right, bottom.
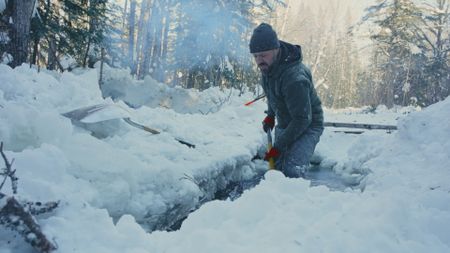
261, 78, 276, 118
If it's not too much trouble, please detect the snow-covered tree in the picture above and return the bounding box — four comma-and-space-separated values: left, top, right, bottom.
362, 0, 423, 107
413, 0, 450, 105
360, 0, 450, 107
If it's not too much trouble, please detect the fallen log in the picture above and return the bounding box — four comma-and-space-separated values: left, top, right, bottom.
324, 122, 397, 131
332, 130, 364, 134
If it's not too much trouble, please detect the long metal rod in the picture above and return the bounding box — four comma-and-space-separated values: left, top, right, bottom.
123, 118, 196, 148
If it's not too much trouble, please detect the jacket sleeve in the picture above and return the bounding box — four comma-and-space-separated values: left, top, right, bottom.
273, 77, 312, 152
266, 101, 275, 118
261, 78, 275, 118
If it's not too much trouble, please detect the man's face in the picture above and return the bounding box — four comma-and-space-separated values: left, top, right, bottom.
253, 48, 279, 73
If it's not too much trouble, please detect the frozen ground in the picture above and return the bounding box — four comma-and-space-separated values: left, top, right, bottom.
0, 64, 449, 253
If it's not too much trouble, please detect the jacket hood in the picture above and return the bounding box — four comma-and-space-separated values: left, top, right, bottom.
266, 40, 302, 77
279, 40, 303, 65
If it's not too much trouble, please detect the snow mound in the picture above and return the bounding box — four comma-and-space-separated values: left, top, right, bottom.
0, 63, 265, 238
145, 98, 450, 253
2, 63, 449, 252
101, 65, 250, 114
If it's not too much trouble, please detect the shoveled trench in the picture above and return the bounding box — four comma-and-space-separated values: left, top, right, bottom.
148, 151, 366, 232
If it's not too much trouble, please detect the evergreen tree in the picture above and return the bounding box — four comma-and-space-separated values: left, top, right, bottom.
363, 0, 423, 107
413, 0, 450, 105
165, 0, 281, 90
27, 0, 117, 70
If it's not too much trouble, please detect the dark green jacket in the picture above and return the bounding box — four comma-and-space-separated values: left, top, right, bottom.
261, 41, 324, 152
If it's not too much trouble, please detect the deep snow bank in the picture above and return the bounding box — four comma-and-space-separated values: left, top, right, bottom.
146, 99, 450, 252
0, 64, 266, 236
101, 65, 241, 114
2, 64, 448, 253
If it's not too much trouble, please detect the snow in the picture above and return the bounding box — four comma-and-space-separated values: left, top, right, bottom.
80, 104, 132, 123
100, 64, 237, 114
1, 63, 450, 252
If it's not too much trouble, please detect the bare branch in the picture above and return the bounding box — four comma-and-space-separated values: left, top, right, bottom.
0, 197, 57, 253
0, 142, 18, 194
0, 142, 58, 252
179, 173, 207, 202
198, 89, 233, 115
24, 201, 60, 216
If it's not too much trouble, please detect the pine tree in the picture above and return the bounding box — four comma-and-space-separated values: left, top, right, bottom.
27, 0, 116, 70
363, 0, 423, 107
413, 0, 450, 105
166, 0, 280, 90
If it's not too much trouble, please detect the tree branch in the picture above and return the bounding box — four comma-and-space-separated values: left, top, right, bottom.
0, 197, 57, 253
0, 142, 58, 253
0, 142, 17, 194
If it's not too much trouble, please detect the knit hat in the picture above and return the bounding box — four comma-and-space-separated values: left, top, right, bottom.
249, 23, 280, 53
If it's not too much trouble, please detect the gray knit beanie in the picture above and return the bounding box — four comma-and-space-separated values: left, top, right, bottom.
249, 23, 280, 53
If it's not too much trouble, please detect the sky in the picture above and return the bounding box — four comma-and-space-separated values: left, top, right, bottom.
1, 61, 449, 252
296, 0, 369, 17
270, 0, 374, 49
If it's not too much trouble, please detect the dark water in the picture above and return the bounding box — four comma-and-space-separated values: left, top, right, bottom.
216, 164, 357, 201
169, 162, 361, 231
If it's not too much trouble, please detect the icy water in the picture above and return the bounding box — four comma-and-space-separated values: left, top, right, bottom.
216, 163, 358, 201
169, 162, 362, 231
306, 166, 352, 191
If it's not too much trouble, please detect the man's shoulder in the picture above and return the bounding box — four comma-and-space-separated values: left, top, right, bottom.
280, 62, 312, 84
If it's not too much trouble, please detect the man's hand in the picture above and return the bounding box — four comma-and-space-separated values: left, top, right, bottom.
262, 116, 275, 133
264, 147, 280, 161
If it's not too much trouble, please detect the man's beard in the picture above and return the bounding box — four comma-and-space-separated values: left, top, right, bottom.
258, 63, 269, 73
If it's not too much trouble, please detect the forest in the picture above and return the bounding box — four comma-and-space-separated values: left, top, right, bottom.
1, 0, 449, 108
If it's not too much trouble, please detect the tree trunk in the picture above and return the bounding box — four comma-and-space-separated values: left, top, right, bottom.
138, 20, 151, 79
151, 1, 163, 82
138, 0, 161, 79
160, 6, 171, 82
122, 0, 128, 30
83, 0, 98, 68
31, 36, 39, 65
99, 47, 105, 92
135, 0, 151, 76
128, 0, 136, 72
83, 35, 92, 68
6, 0, 36, 68
47, 37, 57, 70
280, 0, 291, 36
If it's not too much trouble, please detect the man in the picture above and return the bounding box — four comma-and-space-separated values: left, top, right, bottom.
250, 23, 324, 178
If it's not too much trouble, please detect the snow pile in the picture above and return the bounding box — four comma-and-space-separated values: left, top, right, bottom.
145, 100, 450, 252
0, 64, 103, 151
101, 65, 243, 114
0, 64, 265, 242
1, 63, 449, 252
